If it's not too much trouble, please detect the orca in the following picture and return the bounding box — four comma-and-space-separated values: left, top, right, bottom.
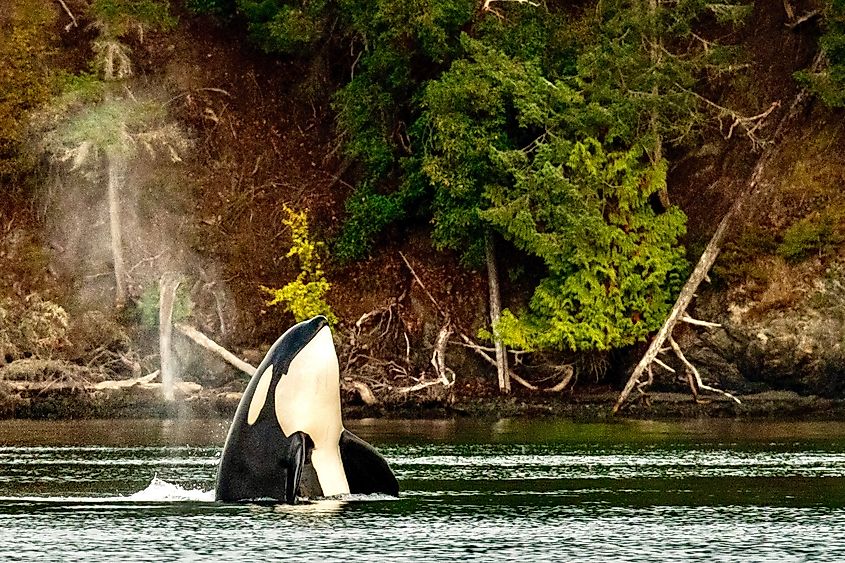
215, 315, 399, 503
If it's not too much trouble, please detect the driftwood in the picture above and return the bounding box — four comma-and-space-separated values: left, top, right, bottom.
345, 379, 378, 405
174, 323, 256, 376
613, 57, 823, 414
94, 371, 158, 390
9, 371, 202, 395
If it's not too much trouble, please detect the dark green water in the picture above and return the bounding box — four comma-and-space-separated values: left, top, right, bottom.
1, 418, 845, 561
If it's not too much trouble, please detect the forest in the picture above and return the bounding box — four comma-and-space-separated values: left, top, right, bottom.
0, 0, 844, 418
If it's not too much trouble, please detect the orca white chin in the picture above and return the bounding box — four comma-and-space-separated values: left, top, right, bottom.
275, 325, 349, 496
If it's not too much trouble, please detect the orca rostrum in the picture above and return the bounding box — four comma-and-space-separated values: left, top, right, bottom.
215, 315, 399, 503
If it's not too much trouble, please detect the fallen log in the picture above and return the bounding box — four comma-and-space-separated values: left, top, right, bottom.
174, 323, 256, 376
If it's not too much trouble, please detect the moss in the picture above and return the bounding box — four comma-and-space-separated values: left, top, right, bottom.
777, 207, 845, 263
714, 226, 779, 284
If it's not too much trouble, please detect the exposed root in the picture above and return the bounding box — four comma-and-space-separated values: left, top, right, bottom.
669, 335, 741, 404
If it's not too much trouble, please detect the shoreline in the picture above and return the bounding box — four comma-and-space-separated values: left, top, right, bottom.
3, 386, 845, 421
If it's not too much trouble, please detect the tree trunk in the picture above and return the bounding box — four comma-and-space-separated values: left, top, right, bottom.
106, 147, 127, 309
611, 213, 727, 413
648, 0, 670, 208
485, 231, 510, 394
159, 274, 180, 402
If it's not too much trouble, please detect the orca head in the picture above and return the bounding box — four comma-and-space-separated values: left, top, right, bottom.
245, 315, 336, 428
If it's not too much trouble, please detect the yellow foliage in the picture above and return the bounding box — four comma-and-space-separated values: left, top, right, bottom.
263, 206, 337, 325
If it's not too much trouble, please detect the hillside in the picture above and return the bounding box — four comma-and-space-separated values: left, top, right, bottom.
0, 0, 843, 418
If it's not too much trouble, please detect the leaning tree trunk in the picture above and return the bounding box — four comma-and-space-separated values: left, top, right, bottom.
105, 146, 127, 309
485, 231, 510, 394
612, 59, 823, 413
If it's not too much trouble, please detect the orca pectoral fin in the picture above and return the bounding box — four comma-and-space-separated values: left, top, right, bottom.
286, 431, 308, 504
339, 430, 399, 496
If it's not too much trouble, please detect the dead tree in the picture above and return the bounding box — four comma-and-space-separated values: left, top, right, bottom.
158, 273, 180, 401
613, 56, 823, 413
485, 231, 511, 393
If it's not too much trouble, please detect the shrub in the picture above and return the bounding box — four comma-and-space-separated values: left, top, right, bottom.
263, 206, 338, 324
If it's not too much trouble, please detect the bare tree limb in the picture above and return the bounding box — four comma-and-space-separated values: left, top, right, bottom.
482, 0, 539, 19
681, 315, 722, 328
430, 322, 456, 387
613, 69, 821, 414
653, 357, 676, 373
345, 379, 378, 405
783, 0, 795, 20
399, 251, 447, 319
544, 366, 574, 393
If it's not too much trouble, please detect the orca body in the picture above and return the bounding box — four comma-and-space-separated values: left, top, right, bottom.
215, 315, 399, 503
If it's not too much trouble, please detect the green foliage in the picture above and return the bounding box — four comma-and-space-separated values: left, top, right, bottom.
41, 94, 188, 175
575, 1, 750, 151
419, 37, 688, 351
185, 0, 236, 16
796, 0, 845, 107
0, 1, 56, 182
777, 209, 845, 262
237, 0, 329, 53
90, 0, 177, 34
334, 182, 405, 262
333, 2, 565, 256
420, 37, 579, 261
487, 142, 688, 351
263, 206, 338, 324
137, 283, 194, 329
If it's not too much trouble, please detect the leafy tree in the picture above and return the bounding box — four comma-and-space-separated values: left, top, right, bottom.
420, 37, 688, 351
37, 0, 185, 309
41, 94, 188, 308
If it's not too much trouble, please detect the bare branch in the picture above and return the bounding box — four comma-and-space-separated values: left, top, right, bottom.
481, 0, 540, 19
653, 357, 676, 373
544, 365, 574, 393
56, 0, 78, 32
683, 87, 780, 149
681, 315, 722, 328
399, 251, 448, 319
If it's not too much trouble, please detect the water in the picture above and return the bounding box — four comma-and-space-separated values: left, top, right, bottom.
1, 418, 845, 561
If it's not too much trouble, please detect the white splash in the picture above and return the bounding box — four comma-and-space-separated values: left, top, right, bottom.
127, 475, 214, 502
